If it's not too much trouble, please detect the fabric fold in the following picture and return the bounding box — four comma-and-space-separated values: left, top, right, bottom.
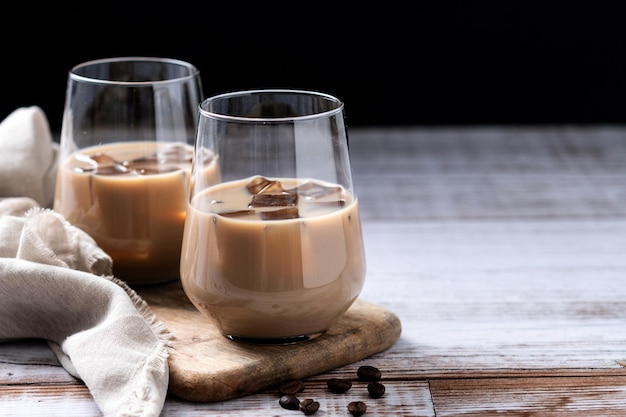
0, 258, 171, 417
0, 107, 172, 417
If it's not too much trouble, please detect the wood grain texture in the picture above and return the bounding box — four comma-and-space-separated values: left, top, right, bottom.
349, 126, 626, 221
3, 126, 626, 415
359, 219, 626, 376
137, 282, 402, 402
430, 376, 626, 416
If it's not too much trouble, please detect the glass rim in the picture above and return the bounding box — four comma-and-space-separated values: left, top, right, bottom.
69, 56, 200, 86
199, 89, 344, 123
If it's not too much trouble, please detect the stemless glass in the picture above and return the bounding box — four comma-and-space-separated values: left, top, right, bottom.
53, 57, 203, 285
180, 89, 367, 344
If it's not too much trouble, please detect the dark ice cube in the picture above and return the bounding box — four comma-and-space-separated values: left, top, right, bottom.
246, 176, 298, 208
219, 209, 257, 218
246, 177, 273, 194
259, 181, 286, 195
245, 176, 292, 195
261, 207, 300, 220
250, 192, 297, 208
124, 154, 159, 166
91, 152, 117, 166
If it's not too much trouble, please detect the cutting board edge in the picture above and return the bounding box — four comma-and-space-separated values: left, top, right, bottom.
166, 298, 402, 402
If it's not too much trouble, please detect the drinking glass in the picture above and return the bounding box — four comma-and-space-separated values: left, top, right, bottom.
53, 57, 203, 285
180, 89, 367, 344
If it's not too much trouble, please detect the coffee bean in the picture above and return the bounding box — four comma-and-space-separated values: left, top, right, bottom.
279, 379, 305, 395
278, 394, 300, 410
327, 378, 353, 393
367, 381, 386, 398
299, 398, 320, 415
357, 365, 381, 381
348, 401, 367, 416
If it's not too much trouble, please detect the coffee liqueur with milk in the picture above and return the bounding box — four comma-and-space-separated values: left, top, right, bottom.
54, 141, 215, 284
180, 175, 366, 342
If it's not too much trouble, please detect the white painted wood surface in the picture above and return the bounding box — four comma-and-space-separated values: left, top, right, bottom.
2, 126, 626, 416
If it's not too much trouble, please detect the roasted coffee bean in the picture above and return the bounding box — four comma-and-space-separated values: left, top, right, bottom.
279, 379, 305, 395
367, 381, 386, 398
299, 398, 320, 415
327, 378, 352, 393
357, 365, 381, 381
348, 401, 367, 416
279, 394, 300, 410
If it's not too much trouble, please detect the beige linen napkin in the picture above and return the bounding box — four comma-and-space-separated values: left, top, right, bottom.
0, 106, 58, 208
0, 107, 172, 417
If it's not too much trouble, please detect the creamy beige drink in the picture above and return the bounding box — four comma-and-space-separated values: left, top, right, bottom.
54, 141, 218, 285
180, 176, 366, 342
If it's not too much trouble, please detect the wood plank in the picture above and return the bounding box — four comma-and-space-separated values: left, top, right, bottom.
0, 378, 434, 417
348, 126, 626, 221
430, 376, 626, 416
163, 380, 431, 416
0, 340, 76, 385
359, 219, 626, 376
0, 385, 100, 417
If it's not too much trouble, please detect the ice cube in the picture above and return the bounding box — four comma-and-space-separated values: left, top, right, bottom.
288, 181, 342, 201
159, 143, 193, 163
124, 144, 192, 169
246, 176, 298, 208
91, 152, 128, 175
307, 199, 346, 209
259, 181, 286, 195
219, 209, 257, 218
246, 176, 273, 194
91, 152, 118, 166
124, 154, 160, 166
260, 207, 299, 220
249, 191, 297, 208
123, 161, 178, 175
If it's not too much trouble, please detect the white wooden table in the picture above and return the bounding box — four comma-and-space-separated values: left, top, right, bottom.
2, 126, 626, 416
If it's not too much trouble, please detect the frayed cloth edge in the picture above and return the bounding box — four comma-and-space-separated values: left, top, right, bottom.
105, 275, 174, 417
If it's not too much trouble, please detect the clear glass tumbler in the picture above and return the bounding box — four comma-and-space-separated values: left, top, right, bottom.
53, 57, 203, 285
180, 89, 367, 344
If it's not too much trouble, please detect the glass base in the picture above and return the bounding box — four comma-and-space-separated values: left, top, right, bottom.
225, 331, 324, 345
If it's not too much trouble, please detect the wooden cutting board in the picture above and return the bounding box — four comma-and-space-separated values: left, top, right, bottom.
137, 281, 402, 402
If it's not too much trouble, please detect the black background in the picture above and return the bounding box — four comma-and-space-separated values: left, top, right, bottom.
2, 2, 625, 132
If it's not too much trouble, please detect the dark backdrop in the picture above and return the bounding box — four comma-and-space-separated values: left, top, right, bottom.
2, 3, 625, 132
